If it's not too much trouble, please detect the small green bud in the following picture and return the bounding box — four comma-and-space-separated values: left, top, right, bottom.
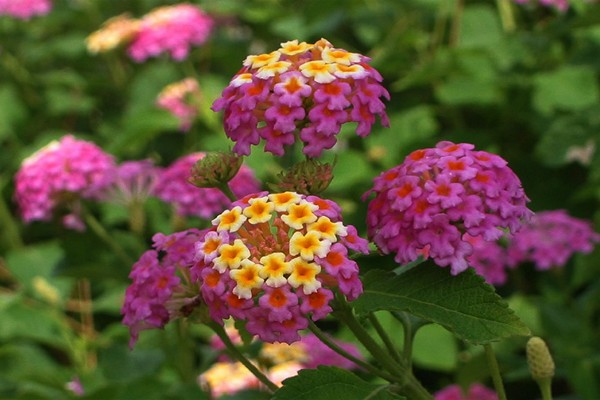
269, 159, 334, 195
188, 151, 243, 189
527, 336, 555, 380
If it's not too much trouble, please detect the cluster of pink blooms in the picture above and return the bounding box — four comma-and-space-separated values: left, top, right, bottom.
194, 192, 368, 343
365, 141, 532, 275
121, 229, 205, 348
0, 0, 51, 19
212, 38, 390, 157
200, 330, 363, 397
86, 4, 213, 62
434, 383, 497, 400
14, 135, 116, 231
507, 210, 600, 269
513, 0, 569, 12
156, 78, 202, 132
154, 153, 260, 219
128, 3, 213, 62
466, 210, 599, 284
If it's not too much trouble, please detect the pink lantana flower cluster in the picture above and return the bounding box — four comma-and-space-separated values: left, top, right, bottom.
365, 141, 532, 275
0, 0, 52, 19
507, 209, 600, 270
14, 135, 115, 231
156, 78, 202, 132
434, 383, 497, 400
121, 229, 205, 348
86, 4, 213, 62
154, 153, 261, 219
466, 210, 599, 284
194, 192, 368, 343
212, 38, 390, 157
128, 3, 213, 62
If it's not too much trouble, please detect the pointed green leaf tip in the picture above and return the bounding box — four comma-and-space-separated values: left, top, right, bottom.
353, 264, 530, 344
272, 366, 405, 400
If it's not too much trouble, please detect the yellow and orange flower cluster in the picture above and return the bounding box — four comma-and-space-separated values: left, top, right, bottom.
194, 192, 369, 343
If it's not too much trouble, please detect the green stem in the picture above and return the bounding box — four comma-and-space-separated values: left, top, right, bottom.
208, 321, 278, 393
0, 178, 24, 249
308, 321, 398, 382
368, 313, 402, 363
536, 377, 553, 400
496, 0, 516, 33
335, 297, 432, 399
176, 319, 196, 383
127, 200, 145, 236
484, 344, 508, 400
218, 183, 238, 203
83, 210, 133, 266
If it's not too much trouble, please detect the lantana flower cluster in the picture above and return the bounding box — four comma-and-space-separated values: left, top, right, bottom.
154, 153, 260, 219
0, 0, 52, 19
212, 38, 390, 157
194, 192, 368, 343
507, 210, 600, 269
466, 210, 599, 285
200, 330, 363, 397
121, 229, 205, 348
86, 3, 213, 62
14, 135, 116, 230
366, 141, 532, 275
156, 78, 202, 132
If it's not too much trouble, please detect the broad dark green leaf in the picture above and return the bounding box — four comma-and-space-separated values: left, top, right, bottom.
272, 366, 405, 400
353, 265, 530, 344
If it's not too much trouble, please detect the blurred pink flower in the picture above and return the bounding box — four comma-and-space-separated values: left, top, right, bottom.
154, 153, 260, 219
156, 78, 201, 131
365, 141, 532, 275
127, 3, 213, 62
507, 210, 600, 270
434, 383, 497, 400
105, 159, 160, 206
212, 38, 389, 157
14, 135, 115, 230
0, 0, 51, 19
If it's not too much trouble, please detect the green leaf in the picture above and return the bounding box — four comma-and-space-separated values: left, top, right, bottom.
412, 324, 457, 371
353, 265, 530, 344
272, 366, 405, 400
4, 241, 64, 284
533, 66, 600, 115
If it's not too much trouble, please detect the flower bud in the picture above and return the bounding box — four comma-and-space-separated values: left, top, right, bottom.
527, 336, 555, 380
189, 151, 244, 189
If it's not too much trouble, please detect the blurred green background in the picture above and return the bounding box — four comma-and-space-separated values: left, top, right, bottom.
1, 0, 600, 398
